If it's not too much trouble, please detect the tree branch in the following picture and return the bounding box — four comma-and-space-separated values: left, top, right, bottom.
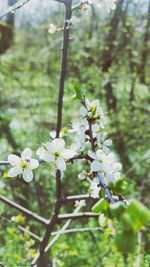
58, 212, 99, 220
56, 0, 72, 137
0, 195, 48, 226
51, 227, 103, 235
62, 194, 96, 201
2, 215, 42, 241
0, 0, 31, 19
31, 2, 73, 266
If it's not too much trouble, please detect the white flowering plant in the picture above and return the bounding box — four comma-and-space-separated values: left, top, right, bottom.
0, 0, 150, 264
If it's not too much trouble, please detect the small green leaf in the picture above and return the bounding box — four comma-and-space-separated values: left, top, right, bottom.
92, 198, 109, 213
73, 83, 83, 100
109, 178, 128, 195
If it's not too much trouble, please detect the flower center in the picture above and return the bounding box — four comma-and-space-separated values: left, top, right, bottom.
88, 105, 95, 112
20, 161, 28, 169
55, 151, 60, 157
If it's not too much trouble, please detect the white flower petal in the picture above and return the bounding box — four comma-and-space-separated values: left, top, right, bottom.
56, 158, 66, 171
104, 139, 113, 146
49, 130, 56, 139
91, 99, 100, 107
88, 150, 97, 160
51, 138, 65, 152
62, 149, 76, 160
91, 160, 102, 172
21, 148, 32, 160
45, 142, 53, 152
8, 166, 21, 177
36, 147, 45, 158
113, 162, 122, 172
29, 159, 39, 169
43, 153, 54, 163
8, 154, 21, 166
96, 149, 104, 159
23, 169, 33, 182
80, 106, 87, 117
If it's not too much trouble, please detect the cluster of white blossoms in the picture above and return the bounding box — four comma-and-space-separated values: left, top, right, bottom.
7, 96, 123, 201
68, 98, 122, 198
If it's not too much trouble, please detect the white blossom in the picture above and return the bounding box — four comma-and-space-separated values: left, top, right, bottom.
69, 120, 87, 151
80, 99, 107, 128
89, 177, 100, 198
88, 149, 122, 184
49, 130, 63, 139
97, 132, 113, 153
75, 200, 86, 209
37, 138, 75, 175
48, 23, 57, 34
105, 162, 122, 184
8, 148, 39, 182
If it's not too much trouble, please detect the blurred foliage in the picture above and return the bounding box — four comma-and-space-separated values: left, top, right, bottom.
0, 0, 150, 266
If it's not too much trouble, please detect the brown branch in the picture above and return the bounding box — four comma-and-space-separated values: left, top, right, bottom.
62, 194, 95, 201
56, 0, 72, 137
51, 227, 103, 235
0, 0, 31, 19
32, 3, 73, 265
58, 212, 99, 220
45, 216, 73, 252
0, 161, 10, 165
0, 195, 48, 226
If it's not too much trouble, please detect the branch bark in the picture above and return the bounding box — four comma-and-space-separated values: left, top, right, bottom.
31, 1, 72, 266
0, 195, 48, 226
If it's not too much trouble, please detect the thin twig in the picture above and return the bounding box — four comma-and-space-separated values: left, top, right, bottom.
56, 0, 72, 137
51, 227, 103, 235
0, 195, 48, 226
32, 2, 73, 265
58, 212, 99, 220
0, 0, 31, 19
72, 0, 89, 11
62, 194, 95, 201
1, 215, 42, 241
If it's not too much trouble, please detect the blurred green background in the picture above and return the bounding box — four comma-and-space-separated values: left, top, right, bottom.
0, 0, 150, 266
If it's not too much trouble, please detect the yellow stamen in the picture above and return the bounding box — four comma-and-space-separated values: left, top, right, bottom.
20, 162, 28, 168
55, 151, 60, 157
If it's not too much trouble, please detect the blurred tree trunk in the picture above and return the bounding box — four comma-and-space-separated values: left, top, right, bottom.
101, 0, 124, 110
0, 0, 16, 54
138, 0, 150, 84
100, 0, 137, 175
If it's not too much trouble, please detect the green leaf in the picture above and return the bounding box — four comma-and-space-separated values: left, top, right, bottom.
114, 229, 137, 253
109, 178, 128, 195
92, 198, 109, 213
126, 200, 150, 231
73, 83, 83, 100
